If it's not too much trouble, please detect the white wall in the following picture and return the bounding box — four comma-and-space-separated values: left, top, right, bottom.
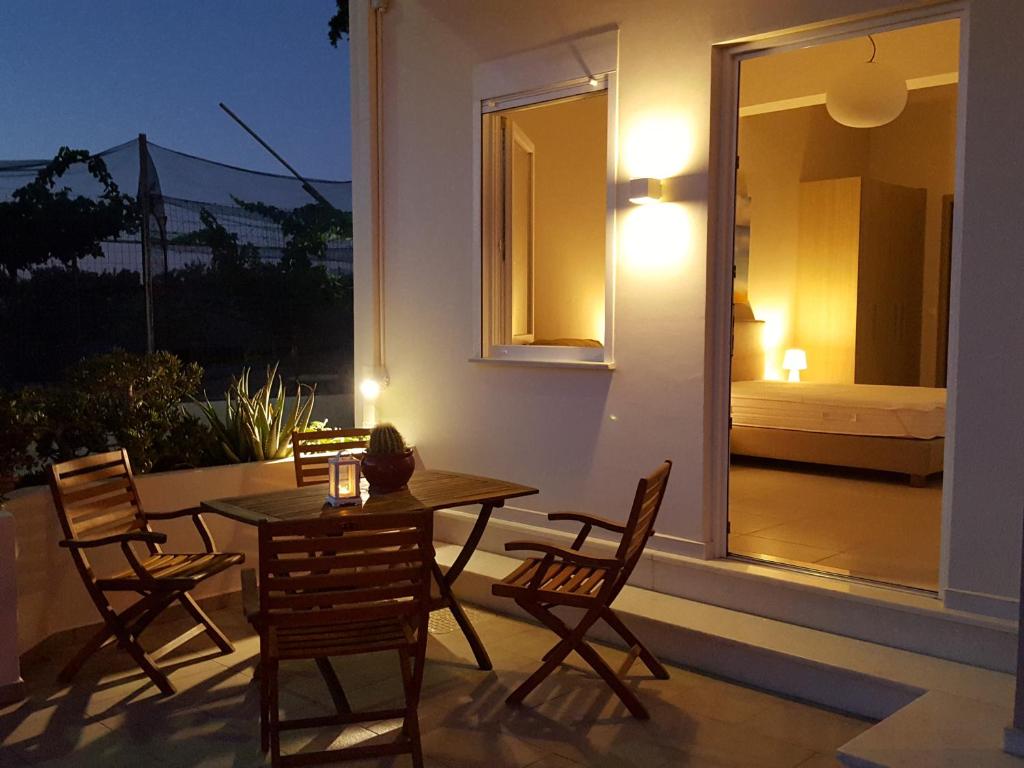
350, 0, 1024, 620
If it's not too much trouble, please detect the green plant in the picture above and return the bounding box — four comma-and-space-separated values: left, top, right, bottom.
0, 391, 37, 500
0, 147, 139, 279
366, 423, 407, 456
197, 364, 315, 463
32, 351, 212, 473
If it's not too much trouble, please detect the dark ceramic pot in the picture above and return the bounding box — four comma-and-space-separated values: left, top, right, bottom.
361, 449, 415, 494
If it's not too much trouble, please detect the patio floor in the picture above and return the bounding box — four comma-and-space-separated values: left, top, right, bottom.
0, 600, 871, 767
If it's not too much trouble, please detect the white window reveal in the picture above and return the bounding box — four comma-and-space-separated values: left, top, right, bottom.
473, 29, 618, 368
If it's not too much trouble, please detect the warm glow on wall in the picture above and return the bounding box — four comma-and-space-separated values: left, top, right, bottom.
622, 203, 691, 273
624, 114, 695, 180
753, 305, 789, 380
591, 302, 606, 344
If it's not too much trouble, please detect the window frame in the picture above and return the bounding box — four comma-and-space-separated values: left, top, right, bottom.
471, 30, 619, 368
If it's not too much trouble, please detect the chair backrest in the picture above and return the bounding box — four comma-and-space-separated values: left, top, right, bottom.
291, 428, 372, 487
614, 461, 672, 584
257, 511, 434, 630
49, 449, 148, 545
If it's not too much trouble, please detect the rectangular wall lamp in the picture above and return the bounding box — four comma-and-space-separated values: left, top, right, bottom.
628, 177, 663, 204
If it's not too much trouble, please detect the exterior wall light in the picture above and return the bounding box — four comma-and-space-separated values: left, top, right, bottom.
326, 452, 362, 507
782, 348, 808, 383
628, 177, 663, 205
359, 373, 388, 428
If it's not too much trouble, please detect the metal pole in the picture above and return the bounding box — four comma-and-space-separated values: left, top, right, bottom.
218, 102, 334, 209
138, 133, 156, 353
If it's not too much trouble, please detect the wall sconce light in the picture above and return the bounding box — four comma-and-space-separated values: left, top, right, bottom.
326, 452, 362, 507
359, 372, 388, 428
782, 348, 808, 383
628, 177, 663, 205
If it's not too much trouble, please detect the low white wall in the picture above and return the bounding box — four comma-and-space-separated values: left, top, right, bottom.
6, 458, 296, 655
0, 510, 21, 699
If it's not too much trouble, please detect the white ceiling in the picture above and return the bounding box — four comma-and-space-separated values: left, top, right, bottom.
740, 19, 960, 114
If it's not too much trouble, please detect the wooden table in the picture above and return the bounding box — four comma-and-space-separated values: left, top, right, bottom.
201, 470, 537, 676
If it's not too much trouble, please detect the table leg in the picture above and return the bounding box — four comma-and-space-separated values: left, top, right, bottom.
315, 657, 351, 714
432, 502, 496, 671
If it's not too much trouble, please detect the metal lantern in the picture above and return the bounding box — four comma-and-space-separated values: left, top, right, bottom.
326, 452, 362, 507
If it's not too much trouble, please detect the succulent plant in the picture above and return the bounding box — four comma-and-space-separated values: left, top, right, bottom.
366, 423, 407, 456
195, 364, 315, 463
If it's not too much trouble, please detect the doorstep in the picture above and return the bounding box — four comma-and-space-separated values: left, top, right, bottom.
434, 543, 1019, 766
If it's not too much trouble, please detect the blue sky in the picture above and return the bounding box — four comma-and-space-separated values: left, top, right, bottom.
0, 1, 351, 180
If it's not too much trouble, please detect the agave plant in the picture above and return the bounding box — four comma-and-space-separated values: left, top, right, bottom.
196, 364, 315, 463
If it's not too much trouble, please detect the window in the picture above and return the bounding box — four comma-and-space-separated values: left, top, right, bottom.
474, 31, 618, 367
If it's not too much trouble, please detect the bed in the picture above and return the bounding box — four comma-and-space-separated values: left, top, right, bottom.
730, 380, 946, 485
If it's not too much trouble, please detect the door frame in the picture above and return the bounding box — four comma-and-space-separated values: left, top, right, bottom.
703, 0, 969, 599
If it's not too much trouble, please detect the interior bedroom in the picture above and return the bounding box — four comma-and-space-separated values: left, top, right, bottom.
727, 18, 960, 591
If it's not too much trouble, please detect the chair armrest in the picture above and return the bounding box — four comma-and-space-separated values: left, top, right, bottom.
240, 568, 260, 624
146, 507, 217, 553
548, 511, 627, 534
504, 541, 620, 571
60, 531, 167, 549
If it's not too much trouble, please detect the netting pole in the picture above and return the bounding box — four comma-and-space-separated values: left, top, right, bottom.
138, 134, 156, 353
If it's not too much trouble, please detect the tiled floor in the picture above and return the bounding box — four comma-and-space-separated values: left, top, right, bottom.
0, 600, 871, 767
728, 458, 942, 590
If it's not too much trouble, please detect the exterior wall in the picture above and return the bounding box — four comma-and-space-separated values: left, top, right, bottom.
350, 0, 1024, 623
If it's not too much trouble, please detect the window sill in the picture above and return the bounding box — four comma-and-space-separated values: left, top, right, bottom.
469, 356, 615, 371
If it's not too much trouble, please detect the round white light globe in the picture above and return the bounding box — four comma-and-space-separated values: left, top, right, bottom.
359, 378, 382, 402
825, 62, 908, 128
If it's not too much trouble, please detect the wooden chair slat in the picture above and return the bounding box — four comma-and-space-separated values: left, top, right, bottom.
67, 488, 137, 517
266, 565, 425, 593
265, 548, 424, 573
291, 428, 372, 487
266, 583, 421, 611
59, 464, 130, 489
75, 511, 143, 537
53, 450, 125, 477
62, 479, 133, 506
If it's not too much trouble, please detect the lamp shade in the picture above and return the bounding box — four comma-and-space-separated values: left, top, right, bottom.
782, 348, 807, 372
825, 62, 907, 128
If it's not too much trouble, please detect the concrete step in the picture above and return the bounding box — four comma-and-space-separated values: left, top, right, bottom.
434, 543, 1013, 724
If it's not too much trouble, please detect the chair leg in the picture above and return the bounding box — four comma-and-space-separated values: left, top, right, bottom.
506, 601, 600, 707
260, 655, 271, 754
178, 593, 234, 654
314, 657, 351, 714
112, 619, 176, 695
601, 607, 670, 680
431, 561, 491, 671
267, 659, 281, 767
398, 648, 424, 768
569, 634, 650, 719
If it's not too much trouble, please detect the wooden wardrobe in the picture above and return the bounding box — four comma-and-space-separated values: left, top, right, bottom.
795, 176, 926, 385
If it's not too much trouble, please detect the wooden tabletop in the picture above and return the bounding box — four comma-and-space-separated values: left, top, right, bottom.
200, 469, 538, 525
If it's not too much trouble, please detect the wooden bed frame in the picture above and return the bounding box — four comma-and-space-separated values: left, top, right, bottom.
730, 425, 944, 487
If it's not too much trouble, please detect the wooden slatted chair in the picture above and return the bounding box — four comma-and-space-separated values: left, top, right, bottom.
49, 449, 244, 694
291, 428, 371, 487
492, 460, 673, 719
252, 511, 433, 768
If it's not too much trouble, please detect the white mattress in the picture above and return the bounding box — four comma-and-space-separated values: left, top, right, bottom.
731, 381, 946, 439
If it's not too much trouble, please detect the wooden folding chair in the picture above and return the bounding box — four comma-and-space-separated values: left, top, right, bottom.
492, 460, 673, 719
253, 511, 433, 768
49, 449, 244, 695
291, 428, 371, 487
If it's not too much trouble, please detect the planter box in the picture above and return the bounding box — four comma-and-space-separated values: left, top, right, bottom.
4, 458, 296, 656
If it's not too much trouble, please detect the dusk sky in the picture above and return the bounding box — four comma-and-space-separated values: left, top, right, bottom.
0, 1, 351, 180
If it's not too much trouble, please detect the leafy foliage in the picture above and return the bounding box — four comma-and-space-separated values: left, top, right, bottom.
0, 148, 139, 279
328, 0, 350, 46
233, 198, 352, 269
196, 364, 315, 463
0, 351, 214, 491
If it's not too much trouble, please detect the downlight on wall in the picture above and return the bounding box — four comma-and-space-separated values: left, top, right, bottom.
826, 35, 907, 128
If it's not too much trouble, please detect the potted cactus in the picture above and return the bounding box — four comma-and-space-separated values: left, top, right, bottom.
361, 423, 415, 494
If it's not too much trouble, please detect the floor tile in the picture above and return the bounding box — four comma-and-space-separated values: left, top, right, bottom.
7, 602, 874, 768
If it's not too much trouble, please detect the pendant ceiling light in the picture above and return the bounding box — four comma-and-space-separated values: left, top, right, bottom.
825, 35, 907, 128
